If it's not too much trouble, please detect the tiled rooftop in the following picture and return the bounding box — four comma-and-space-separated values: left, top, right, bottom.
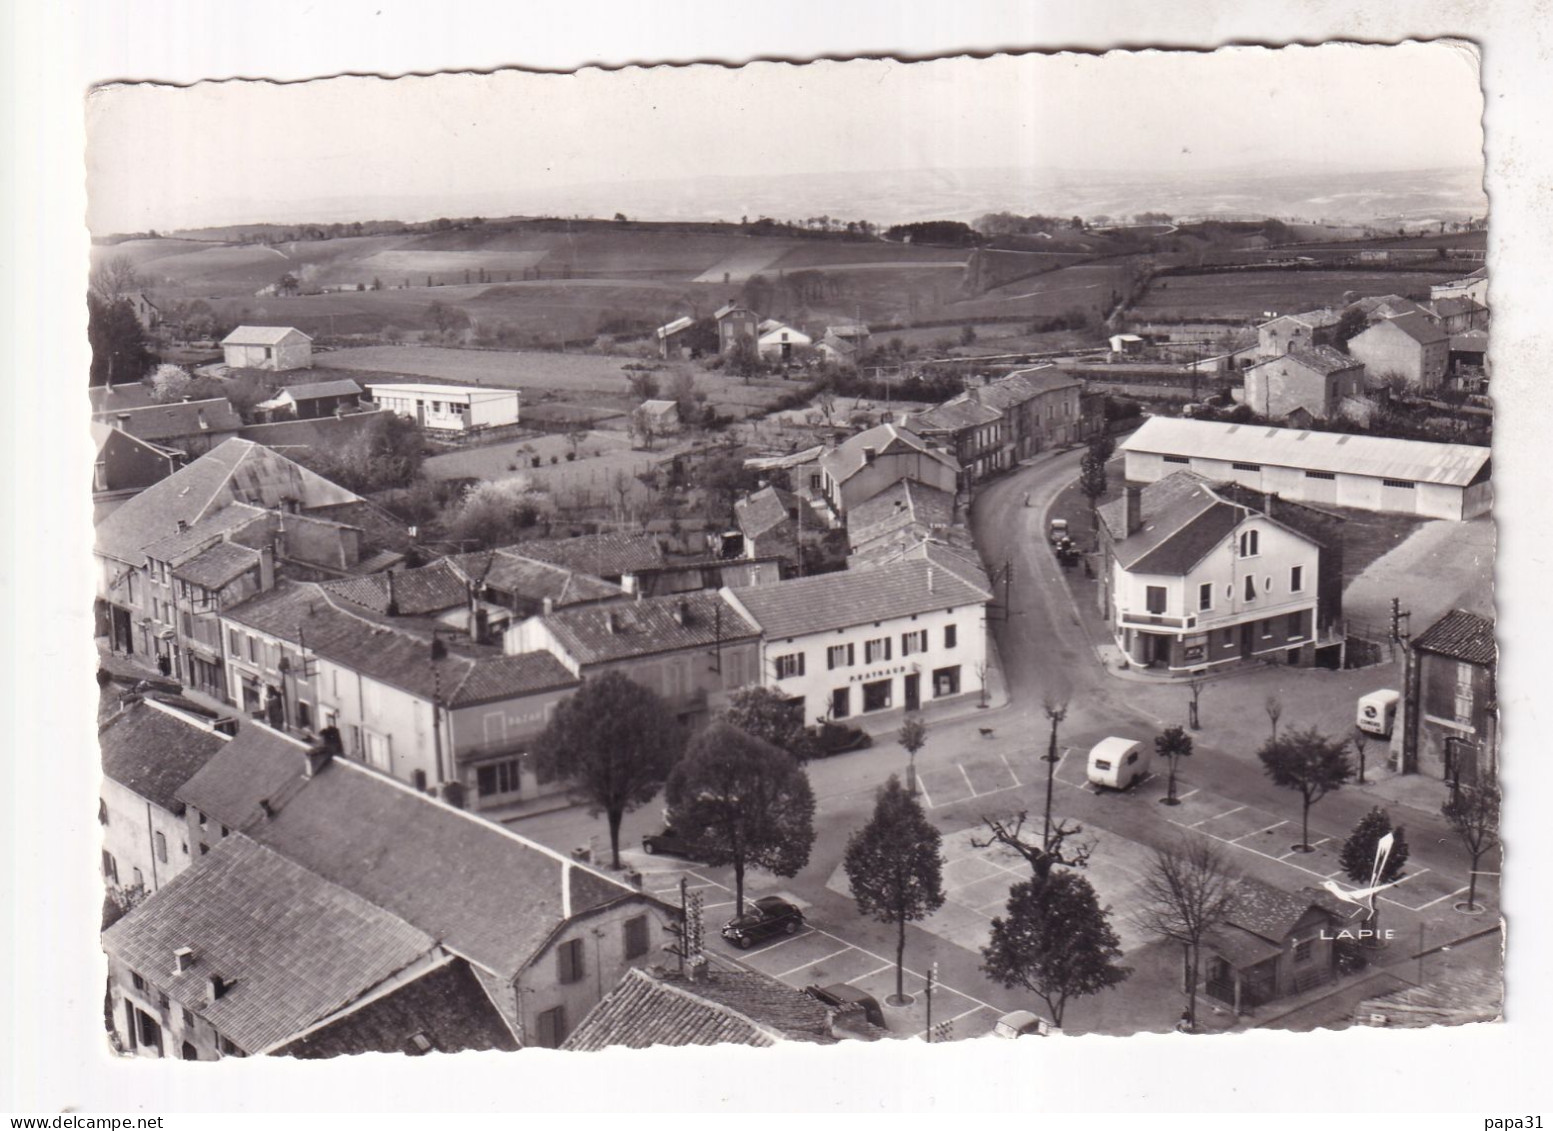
99, 698, 231, 812
1413, 609, 1496, 666
729, 558, 989, 641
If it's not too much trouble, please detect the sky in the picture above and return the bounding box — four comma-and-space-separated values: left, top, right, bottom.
86, 41, 1485, 235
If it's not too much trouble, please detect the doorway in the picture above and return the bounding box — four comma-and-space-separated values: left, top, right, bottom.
904, 673, 920, 712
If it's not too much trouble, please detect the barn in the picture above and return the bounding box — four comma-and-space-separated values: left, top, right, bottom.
1120, 417, 1491, 521
220, 325, 314, 371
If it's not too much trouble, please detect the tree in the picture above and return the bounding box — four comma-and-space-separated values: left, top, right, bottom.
625, 370, 659, 401
982, 871, 1130, 1027
1155, 725, 1193, 805
728, 332, 762, 384
147, 363, 193, 403
276, 272, 301, 297
1087, 433, 1116, 465
533, 671, 684, 868
720, 686, 821, 763
844, 776, 945, 1004
89, 255, 145, 303
1333, 306, 1367, 351
446, 476, 557, 549
665, 722, 816, 915
1078, 453, 1108, 533
1129, 838, 1240, 1030
425, 300, 470, 338
898, 714, 927, 796
1257, 727, 1354, 852
1339, 807, 1410, 888
87, 294, 155, 386
1187, 677, 1206, 731
1442, 784, 1499, 913
959, 324, 978, 347
693, 451, 762, 525
1264, 695, 1284, 740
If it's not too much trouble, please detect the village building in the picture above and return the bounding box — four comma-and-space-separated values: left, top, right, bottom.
220, 326, 314, 372
723, 558, 990, 723
1429, 267, 1488, 307
714, 301, 760, 355
1256, 309, 1343, 359
1204, 880, 1344, 1014
507, 589, 763, 726
92, 398, 244, 458
818, 422, 960, 520
1405, 609, 1496, 787
562, 965, 878, 1050
1345, 311, 1450, 391
979, 366, 1086, 460
1347, 294, 1430, 323
1107, 333, 1145, 356
1424, 296, 1490, 335
93, 427, 187, 517
734, 485, 806, 562
1098, 472, 1334, 674
815, 332, 860, 367
904, 390, 1009, 487
444, 547, 628, 623
364, 382, 520, 432
844, 478, 959, 560
253, 378, 363, 422
1120, 417, 1492, 521
123, 291, 164, 332
631, 399, 681, 444
1243, 346, 1367, 422
218, 578, 580, 812
100, 725, 677, 1055
756, 319, 812, 363
99, 697, 232, 900
655, 315, 695, 360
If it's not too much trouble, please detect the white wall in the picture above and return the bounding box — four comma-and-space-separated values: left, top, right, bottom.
100, 779, 195, 895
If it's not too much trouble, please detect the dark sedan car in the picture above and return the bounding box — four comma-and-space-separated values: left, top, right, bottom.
810, 721, 873, 758
641, 826, 707, 860
720, 896, 805, 949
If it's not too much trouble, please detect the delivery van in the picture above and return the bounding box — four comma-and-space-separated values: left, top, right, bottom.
1087, 736, 1151, 790
1357, 689, 1401, 738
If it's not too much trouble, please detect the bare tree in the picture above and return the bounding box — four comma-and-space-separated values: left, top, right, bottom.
90, 255, 145, 303
1264, 695, 1284, 741
973, 810, 1091, 884
1187, 677, 1206, 731
610, 469, 635, 521
1442, 784, 1500, 913
1130, 838, 1242, 1031
1352, 727, 1370, 785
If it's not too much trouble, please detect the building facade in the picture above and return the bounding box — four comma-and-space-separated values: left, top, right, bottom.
364, 383, 520, 432
980, 366, 1086, 461
220, 326, 314, 371
1243, 347, 1367, 422
818, 423, 960, 519
1256, 310, 1341, 359
903, 392, 1008, 487
1346, 313, 1450, 390
1406, 609, 1496, 787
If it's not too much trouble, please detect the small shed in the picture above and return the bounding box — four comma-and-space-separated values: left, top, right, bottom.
1108, 333, 1145, 356
1204, 880, 1343, 1014
221, 326, 314, 372
656, 316, 695, 360
254, 378, 363, 421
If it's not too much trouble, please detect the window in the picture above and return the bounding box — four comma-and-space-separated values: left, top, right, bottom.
246, 635, 258, 663
1145, 586, 1167, 615
774, 652, 805, 680
900, 630, 928, 656
826, 643, 854, 670
932, 666, 961, 698
1287, 611, 1304, 638
1304, 470, 1335, 480
864, 637, 892, 664
296, 701, 312, 731
1261, 619, 1274, 640
182, 1007, 195, 1031
1164, 455, 1191, 465
831, 687, 851, 719
623, 915, 650, 960
132, 867, 144, 889
98, 798, 109, 826
476, 758, 522, 797
219, 1036, 245, 1057
1198, 583, 1213, 612
102, 850, 118, 884
862, 679, 893, 713
1232, 462, 1262, 472
534, 1006, 566, 1050
944, 624, 957, 649
1382, 478, 1416, 490
1290, 565, 1304, 593
131, 970, 145, 992
1294, 939, 1313, 963
1238, 530, 1260, 557
154, 832, 168, 864
196, 810, 207, 828
1244, 575, 1257, 602
557, 939, 585, 985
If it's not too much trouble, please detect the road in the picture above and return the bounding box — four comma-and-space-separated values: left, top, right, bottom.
513, 452, 1499, 1037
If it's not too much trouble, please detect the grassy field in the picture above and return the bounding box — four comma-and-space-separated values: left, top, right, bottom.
938, 260, 1134, 323
1131, 269, 1464, 321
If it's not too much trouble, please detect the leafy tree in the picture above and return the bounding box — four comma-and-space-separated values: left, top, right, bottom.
1257, 727, 1353, 851
844, 776, 945, 1004
87, 294, 155, 386
693, 450, 763, 525
425, 300, 471, 338
276, 272, 301, 296
1333, 306, 1367, 351
898, 714, 928, 796
533, 671, 685, 868
1442, 784, 1499, 912
1078, 453, 1108, 532
446, 475, 557, 549
1130, 838, 1240, 1030
625, 369, 660, 401
982, 871, 1130, 1027
1088, 433, 1116, 465
720, 686, 821, 763
148, 363, 193, 403
1339, 807, 1410, 887
665, 722, 816, 914
1155, 725, 1193, 805
727, 332, 762, 384
958, 324, 978, 346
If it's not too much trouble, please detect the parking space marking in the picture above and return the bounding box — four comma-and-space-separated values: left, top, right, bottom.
734, 927, 814, 956
774, 947, 854, 980
1394, 885, 1470, 912
917, 778, 936, 809
1176, 788, 1201, 801
959, 764, 978, 796
998, 751, 1022, 787
1232, 820, 1287, 843
805, 927, 1002, 1013
1191, 804, 1246, 828
849, 962, 895, 984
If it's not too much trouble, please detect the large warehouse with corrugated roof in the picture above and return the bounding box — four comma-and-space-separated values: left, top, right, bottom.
1120, 417, 1492, 521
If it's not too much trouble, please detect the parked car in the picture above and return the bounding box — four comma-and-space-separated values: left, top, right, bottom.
721, 896, 805, 949
811, 721, 873, 758
641, 826, 707, 860
804, 983, 885, 1029
993, 1010, 1058, 1038
1048, 517, 1070, 544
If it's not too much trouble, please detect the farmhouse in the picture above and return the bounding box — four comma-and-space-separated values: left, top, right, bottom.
714, 301, 760, 355
1256, 309, 1342, 360
1425, 296, 1490, 335
1406, 609, 1496, 788
1345, 312, 1449, 391
818, 422, 960, 519
1120, 417, 1491, 521
1098, 473, 1334, 674
1108, 333, 1144, 356
364, 382, 520, 432
1243, 346, 1366, 422
220, 326, 313, 372
816, 332, 860, 367
124, 291, 164, 332
756, 319, 812, 363
93, 427, 186, 514
723, 558, 990, 724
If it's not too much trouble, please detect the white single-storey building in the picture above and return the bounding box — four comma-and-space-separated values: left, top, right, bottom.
364, 382, 520, 432
757, 319, 813, 363
1120, 417, 1491, 521
221, 325, 313, 371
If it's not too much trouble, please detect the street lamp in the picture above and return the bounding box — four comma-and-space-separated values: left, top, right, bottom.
1352, 727, 1368, 785
1042, 698, 1068, 851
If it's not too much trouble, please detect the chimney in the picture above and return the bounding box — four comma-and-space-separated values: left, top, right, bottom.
197, 408, 209, 430
173, 946, 196, 975
206, 973, 229, 1004
1124, 484, 1144, 536
687, 955, 711, 984
605, 610, 619, 635
473, 607, 489, 644
385, 569, 399, 617
541, 596, 554, 616
258, 798, 275, 820
673, 598, 690, 626
115, 412, 131, 431
176, 519, 189, 534
302, 736, 335, 777
258, 542, 276, 591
